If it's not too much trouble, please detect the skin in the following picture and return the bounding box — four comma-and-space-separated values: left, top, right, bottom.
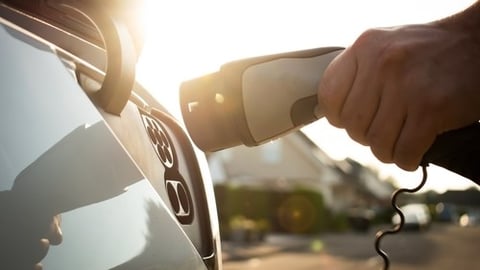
318, 1, 480, 171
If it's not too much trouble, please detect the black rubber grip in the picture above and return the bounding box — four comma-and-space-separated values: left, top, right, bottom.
422, 122, 480, 184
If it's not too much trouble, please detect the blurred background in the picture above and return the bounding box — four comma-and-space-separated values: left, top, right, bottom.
136, 1, 480, 269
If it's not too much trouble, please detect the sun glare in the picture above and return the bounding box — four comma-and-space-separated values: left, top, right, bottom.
136, 1, 234, 117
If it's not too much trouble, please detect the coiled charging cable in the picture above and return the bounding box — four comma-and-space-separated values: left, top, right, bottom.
374, 165, 428, 270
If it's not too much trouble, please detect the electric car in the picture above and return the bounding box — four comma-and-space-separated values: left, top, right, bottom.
0, 0, 221, 269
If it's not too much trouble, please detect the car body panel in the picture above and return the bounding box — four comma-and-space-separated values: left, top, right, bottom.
0, 2, 220, 268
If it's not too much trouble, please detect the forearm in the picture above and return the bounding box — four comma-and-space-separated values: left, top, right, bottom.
435, 1, 480, 38
318, 1, 480, 171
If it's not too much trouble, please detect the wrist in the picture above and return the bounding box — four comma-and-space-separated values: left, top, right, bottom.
434, 2, 480, 39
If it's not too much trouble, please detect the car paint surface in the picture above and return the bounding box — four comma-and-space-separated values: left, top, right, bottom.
0, 14, 210, 269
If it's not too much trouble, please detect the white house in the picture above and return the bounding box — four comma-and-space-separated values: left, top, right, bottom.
207, 131, 393, 212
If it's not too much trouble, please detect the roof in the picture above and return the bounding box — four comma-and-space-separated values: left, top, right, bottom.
429, 189, 480, 206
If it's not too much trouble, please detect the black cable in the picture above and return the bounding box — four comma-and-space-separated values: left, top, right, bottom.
374, 165, 428, 270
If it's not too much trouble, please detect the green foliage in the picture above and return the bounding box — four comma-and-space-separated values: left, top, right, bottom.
214, 184, 348, 236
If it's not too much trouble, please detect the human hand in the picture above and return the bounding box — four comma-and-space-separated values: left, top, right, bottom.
0, 191, 63, 269
317, 8, 480, 171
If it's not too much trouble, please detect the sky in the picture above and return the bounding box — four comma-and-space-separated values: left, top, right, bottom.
136, 0, 477, 193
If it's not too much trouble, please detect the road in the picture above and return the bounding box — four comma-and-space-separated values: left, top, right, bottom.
222, 224, 480, 270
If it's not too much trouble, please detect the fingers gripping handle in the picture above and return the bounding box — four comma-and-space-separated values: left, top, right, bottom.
238, 48, 480, 182
181, 46, 480, 183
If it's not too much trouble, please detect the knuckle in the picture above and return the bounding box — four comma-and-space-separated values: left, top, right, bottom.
394, 158, 419, 171
318, 83, 343, 128
392, 142, 422, 171
342, 112, 370, 144
366, 129, 395, 163
370, 144, 393, 164
354, 28, 384, 49
346, 128, 368, 146
393, 119, 437, 171
317, 78, 334, 103
376, 42, 409, 72
325, 116, 343, 129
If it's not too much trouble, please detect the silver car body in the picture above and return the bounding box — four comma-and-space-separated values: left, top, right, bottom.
0, 1, 221, 269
